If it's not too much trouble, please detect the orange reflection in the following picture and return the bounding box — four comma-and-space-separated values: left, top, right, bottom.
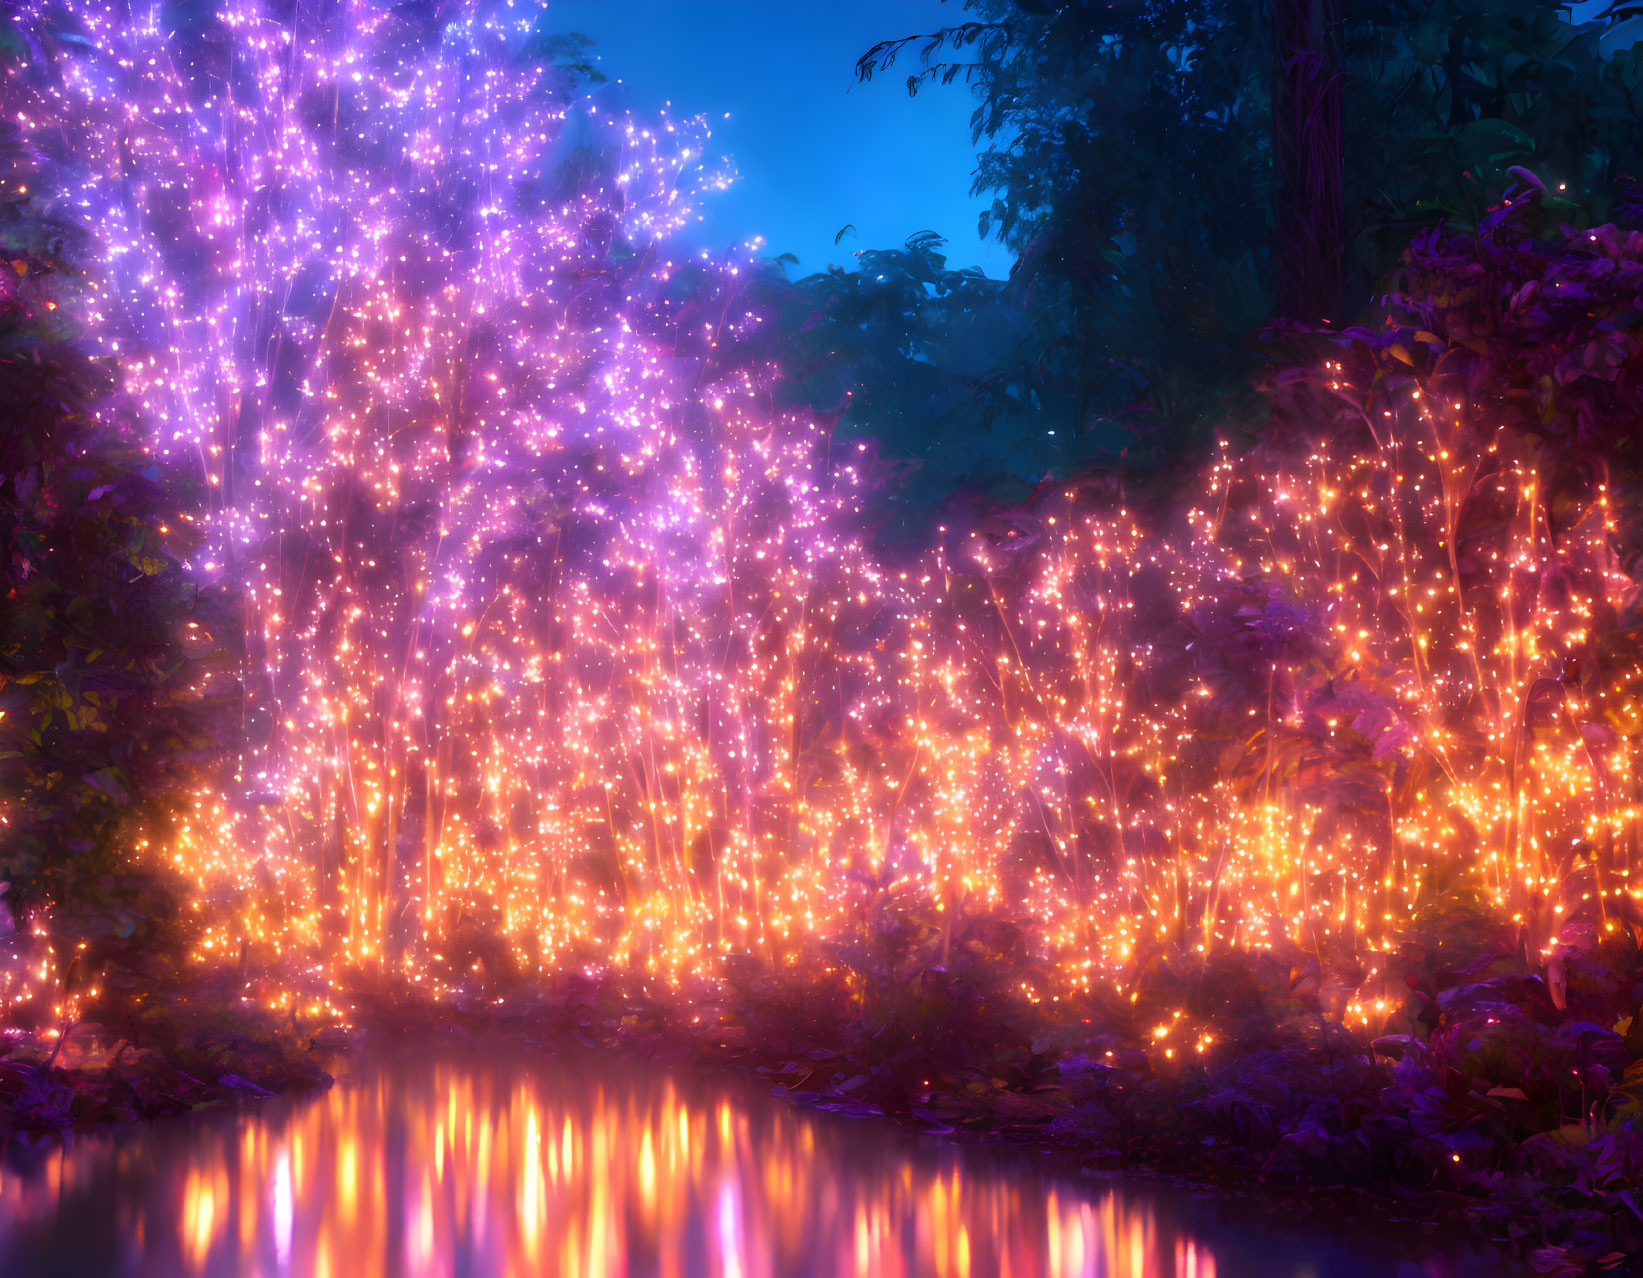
0, 1058, 1425, 1277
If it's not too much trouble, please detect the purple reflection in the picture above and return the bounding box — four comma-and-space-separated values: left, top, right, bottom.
0, 1057, 1506, 1277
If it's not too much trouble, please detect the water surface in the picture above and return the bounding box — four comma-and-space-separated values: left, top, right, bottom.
0, 1055, 1512, 1277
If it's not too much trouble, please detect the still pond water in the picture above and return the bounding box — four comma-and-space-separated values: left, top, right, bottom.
0, 1055, 1513, 1277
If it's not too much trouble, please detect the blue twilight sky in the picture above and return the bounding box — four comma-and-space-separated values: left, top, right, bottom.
542, 2, 1643, 283
546, 0, 1008, 278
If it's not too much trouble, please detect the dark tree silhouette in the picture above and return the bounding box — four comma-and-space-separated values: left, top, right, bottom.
1270, 0, 1344, 325
851, 0, 1643, 476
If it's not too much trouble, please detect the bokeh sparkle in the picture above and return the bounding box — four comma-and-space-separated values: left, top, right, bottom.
2, 0, 1638, 1030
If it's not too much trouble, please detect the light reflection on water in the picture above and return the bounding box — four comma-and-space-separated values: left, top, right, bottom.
0, 1056, 1488, 1277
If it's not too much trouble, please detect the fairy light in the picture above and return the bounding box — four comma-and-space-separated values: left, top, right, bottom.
0, 0, 1635, 1028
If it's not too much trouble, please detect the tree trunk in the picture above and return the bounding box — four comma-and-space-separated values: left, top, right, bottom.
1270, 0, 1344, 326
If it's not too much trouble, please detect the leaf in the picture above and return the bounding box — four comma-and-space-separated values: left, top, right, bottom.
81, 767, 130, 804
1456, 118, 1536, 169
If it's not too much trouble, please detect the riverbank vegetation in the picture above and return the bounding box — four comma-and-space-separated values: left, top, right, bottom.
4, 1, 1643, 1272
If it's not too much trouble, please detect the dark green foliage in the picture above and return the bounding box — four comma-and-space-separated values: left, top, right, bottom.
1339, 3, 1643, 320
855, 0, 1273, 475
746, 233, 1083, 526
1265, 187, 1643, 505
0, 1000, 331, 1137
1271, 0, 1344, 325
846, 0, 1643, 492
0, 245, 233, 960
